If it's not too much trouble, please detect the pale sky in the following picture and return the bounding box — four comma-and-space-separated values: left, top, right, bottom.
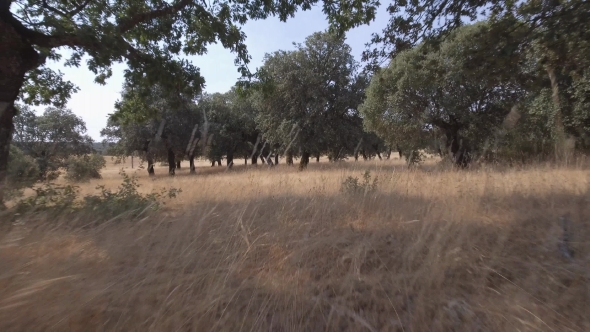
39, 5, 391, 140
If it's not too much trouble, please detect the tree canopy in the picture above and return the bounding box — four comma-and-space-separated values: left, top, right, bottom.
361, 22, 532, 165
254, 31, 377, 167
4, 0, 590, 206
0, 0, 380, 204
13, 104, 94, 179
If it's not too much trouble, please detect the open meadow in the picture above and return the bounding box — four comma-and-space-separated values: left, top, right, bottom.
1, 156, 590, 331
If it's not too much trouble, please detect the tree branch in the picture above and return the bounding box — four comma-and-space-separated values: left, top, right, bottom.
2, 0, 192, 51
41, 0, 68, 17
117, 0, 194, 34
67, 0, 92, 18
0, 5, 84, 49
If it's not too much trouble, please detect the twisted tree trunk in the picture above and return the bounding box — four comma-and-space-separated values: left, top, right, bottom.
0, 19, 43, 207
145, 159, 154, 175
227, 151, 234, 167
167, 149, 175, 175
547, 66, 568, 160
189, 155, 195, 173
142, 140, 155, 176
299, 151, 310, 170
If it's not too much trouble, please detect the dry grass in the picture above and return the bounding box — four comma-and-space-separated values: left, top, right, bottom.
1, 156, 589, 331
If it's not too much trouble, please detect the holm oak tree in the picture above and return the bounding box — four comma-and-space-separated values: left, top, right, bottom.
0, 0, 379, 205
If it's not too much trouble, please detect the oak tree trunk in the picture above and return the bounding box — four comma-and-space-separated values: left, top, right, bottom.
176, 161, 181, 169
168, 149, 175, 175
0, 19, 43, 207
446, 131, 470, 168
189, 155, 196, 173
286, 151, 294, 165
299, 151, 310, 170
227, 152, 233, 167
147, 159, 155, 176
547, 66, 567, 159
274, 154, 279, 165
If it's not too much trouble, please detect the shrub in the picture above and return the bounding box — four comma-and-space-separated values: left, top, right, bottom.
65, 154, 106, 182
83, 169, 182, 219
403, 150, 424, 166
340, 170, 378, 196
6, 145, 39, 200
13, 169, 181, 221
14, 183, 79, 215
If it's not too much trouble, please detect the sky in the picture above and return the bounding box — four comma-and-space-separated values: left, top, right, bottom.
39, 5, 391, 140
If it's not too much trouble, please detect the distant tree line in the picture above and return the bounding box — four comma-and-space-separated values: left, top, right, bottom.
3, 0, 590, 205
103, 32, 391, 176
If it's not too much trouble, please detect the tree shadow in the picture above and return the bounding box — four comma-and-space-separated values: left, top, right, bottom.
1, 186, 589, 331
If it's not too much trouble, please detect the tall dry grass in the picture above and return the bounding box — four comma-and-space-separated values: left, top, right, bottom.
1, 157, 589, 331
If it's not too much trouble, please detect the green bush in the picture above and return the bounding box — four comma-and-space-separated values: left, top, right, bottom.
403, 150, 424, 166
6, 145, 39, 200
65, 154, 106, 182
13, 169, 181, 221
14, 183, 80, 215
340, 170, 378, 196
83, 169, 182, 219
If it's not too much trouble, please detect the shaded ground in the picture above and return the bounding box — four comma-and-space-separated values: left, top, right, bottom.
1, 159, 589, 331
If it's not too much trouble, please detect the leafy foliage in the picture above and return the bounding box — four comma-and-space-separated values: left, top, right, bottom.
254, 31, 377, 164
12, 104, 94, 179
14, 183, 80, 215
340, 170, 378, 196
5, 145, 39, 200
19, 67, 80, 108
361, 0, 590, 70
6, 0, 380, 112
83, 170, 182, 219
13, 170, 181, 220
103, 85, 202, 174
200, 90, 259, 164
361, 22, 530, 165
65, 154, 107, 182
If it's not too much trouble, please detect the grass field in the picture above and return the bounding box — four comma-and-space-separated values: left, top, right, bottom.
1, 156, 589, 331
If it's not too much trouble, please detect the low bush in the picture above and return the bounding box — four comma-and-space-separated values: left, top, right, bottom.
5, 145, 39, 200
340, 170, 378, 196
13, 169, 181, 220
83, 170, 182, 218
65, 154, 107, 182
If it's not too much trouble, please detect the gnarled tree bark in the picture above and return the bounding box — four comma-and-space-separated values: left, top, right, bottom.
299, 151, 310, 170
0, 19, 44, 207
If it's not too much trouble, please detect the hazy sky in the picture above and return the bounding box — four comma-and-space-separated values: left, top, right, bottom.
39, 5, 391, 140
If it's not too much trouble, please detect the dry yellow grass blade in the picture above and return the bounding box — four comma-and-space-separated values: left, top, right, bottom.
0, 156, 589, 331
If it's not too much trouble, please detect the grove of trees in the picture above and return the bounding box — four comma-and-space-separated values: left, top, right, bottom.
0, 0, 378, 204
100, 32, 389, 175
6, 104, 104, 199
3, 0, 590, 206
